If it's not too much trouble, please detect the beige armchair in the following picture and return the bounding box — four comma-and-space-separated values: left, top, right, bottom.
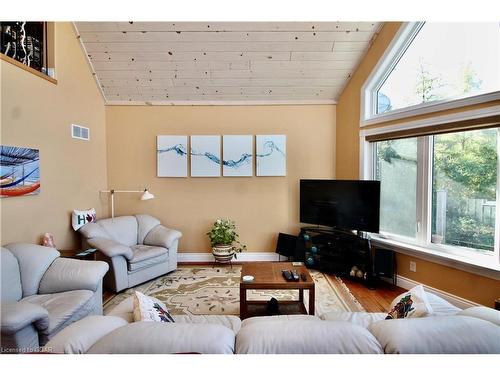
79, 214, 181, 292
1, 243, 108, 351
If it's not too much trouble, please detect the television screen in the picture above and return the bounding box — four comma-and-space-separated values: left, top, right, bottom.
300, 179, 380, 233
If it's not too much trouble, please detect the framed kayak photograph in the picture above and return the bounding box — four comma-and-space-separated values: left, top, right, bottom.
0, 145, 40, 198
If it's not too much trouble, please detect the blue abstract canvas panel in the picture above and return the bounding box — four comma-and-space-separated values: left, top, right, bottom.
256, 135, 286, 176
157, 135, 188, 177
190, 135, 221, 177
1, 145, 40, 198
222, 135, 253, 177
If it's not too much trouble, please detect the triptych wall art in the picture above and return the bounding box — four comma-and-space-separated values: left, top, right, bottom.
222, 135, 253, 177
157, 136, 188, 177
190, 135, 221, 177
256, 135, 286, 177
157, 135, 286, 177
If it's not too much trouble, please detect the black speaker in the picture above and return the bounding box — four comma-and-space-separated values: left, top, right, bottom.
275, 233, 298, 258
374, 248, 395, 278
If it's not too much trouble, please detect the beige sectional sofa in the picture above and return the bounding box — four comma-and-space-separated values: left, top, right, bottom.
45, 293, 500, 354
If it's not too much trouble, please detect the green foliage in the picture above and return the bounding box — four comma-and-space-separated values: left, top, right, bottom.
445, 216, 495, 250
459, 62, 483, 95
414, 58, 444, 103
433, 129, 497, 251
377, 141, 400, 163
376, 139, 417, 164
206, 218, 247, 253
433, 130, 497, 199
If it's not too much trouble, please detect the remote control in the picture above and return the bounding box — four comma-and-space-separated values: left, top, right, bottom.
291, 270, 300, 281
282, 270, 293, 281
300, 272, 307, 281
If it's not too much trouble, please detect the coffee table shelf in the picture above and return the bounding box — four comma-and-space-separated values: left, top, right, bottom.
245, 300, 308, 317
239, 262, 315, 320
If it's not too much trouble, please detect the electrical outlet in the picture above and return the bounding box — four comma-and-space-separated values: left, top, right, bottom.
409, 261, 417, 272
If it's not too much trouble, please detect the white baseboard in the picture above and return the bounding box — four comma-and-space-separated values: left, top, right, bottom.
178, 252, 280, 263
396, 275, 479, 309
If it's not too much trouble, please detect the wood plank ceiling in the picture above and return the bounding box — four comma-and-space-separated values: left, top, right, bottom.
74, 22, 382, 105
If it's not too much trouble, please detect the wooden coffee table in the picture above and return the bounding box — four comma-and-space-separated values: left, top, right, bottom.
239, 262, 315, 320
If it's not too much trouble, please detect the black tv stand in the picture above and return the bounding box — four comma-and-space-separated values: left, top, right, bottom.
297, 226, 377, 289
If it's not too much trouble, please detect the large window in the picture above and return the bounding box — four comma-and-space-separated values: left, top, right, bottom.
376, 138, 418, 238
363, 22, 500, 124
431, 129, 497, 252
372, 127, 500, 269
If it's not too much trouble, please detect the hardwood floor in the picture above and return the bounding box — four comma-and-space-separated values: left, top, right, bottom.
102, 290, 116, 305
338, 277, 406, 312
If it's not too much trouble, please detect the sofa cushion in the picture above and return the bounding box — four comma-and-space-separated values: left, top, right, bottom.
457, 306, 500, 326
97, 216, 138, 247
45, 316, 128, 354
135, 214, 161, 244
241, 314, 321, 328
39, 257, 109, 294
1, 247, 22, 302
105, 295, 242, 333
128, 245, 168, 272
236, 318, 383, 354
320, 312, 387, 328
106, 296, 241, 334
78, 222, 110, 240
4, 243, 60, 298
22, 290, 94, 335
426, 292, 461, 315
87, 321, 236, 354
368, 315, 500, 354
0, 301, 50, 334
174, 315, 241, 335
144, 225, 182, 249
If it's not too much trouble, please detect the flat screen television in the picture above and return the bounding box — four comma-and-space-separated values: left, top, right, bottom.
300, 179, 380, 233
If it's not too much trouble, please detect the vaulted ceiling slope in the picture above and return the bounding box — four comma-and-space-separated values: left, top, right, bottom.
74, 22, 381, 105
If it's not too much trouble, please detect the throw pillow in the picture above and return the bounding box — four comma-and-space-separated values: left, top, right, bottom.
72, 208, 97, 231
133, 291, 175, 323
386, 285, 433, 319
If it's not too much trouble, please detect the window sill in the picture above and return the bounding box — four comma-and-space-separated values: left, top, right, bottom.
0, 53, 57, 85
370, 235, 500, 280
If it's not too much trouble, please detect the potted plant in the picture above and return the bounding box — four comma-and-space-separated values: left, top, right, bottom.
207, 218, 247, 262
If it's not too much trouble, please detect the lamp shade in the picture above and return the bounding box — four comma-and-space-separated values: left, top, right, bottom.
140, 189, 155, 201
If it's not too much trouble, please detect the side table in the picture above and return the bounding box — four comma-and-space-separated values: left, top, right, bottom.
59, 248, 97, 261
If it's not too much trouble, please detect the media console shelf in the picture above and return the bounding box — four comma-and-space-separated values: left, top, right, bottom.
297, 226, 383, 289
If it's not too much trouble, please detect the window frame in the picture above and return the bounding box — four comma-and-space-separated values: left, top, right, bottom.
360, 106, 500, 275
360, 22, 500, 127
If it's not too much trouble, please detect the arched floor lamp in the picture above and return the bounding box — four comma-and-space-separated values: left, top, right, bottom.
100, 188, 155, 218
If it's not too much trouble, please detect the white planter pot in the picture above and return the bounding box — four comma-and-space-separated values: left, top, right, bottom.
212, 245, 235, 263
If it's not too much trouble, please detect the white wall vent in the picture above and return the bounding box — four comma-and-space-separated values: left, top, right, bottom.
71, 124, 90, 140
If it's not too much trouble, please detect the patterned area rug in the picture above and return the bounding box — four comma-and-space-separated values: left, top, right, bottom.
104, 265, 365, 316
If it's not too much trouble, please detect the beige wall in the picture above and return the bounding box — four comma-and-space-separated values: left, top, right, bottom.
105, 105, 336, 252
0, 23, 108, 249
336, 22, 500, 307
336, 22, 403, 180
